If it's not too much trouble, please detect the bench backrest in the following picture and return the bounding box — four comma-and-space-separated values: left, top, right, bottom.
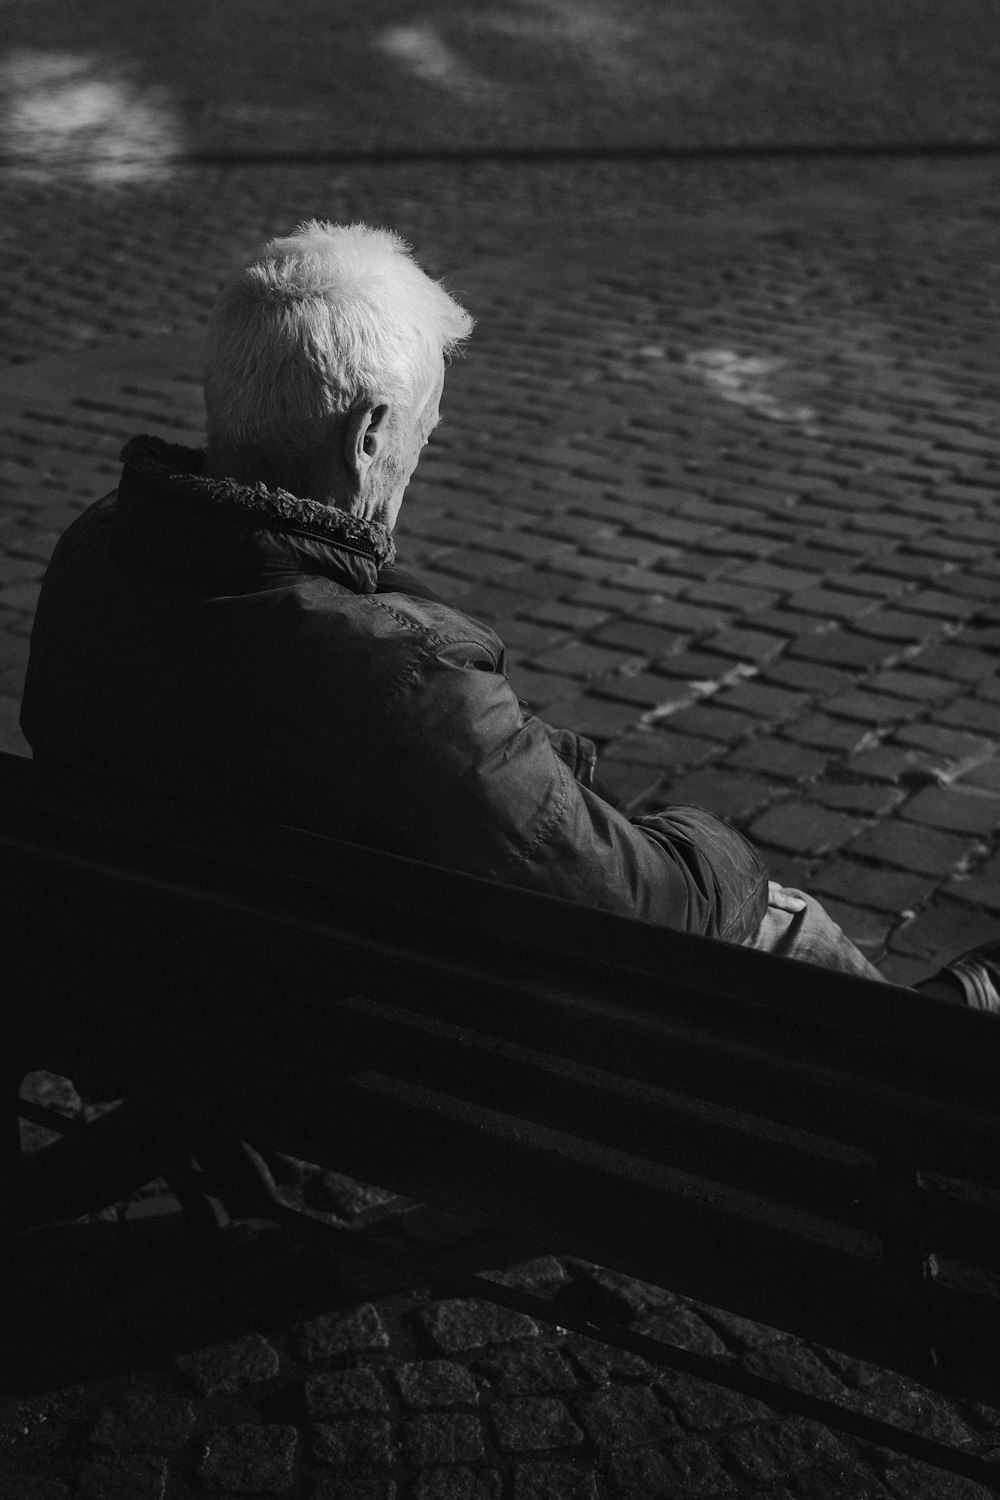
4, 749, 1000, 1392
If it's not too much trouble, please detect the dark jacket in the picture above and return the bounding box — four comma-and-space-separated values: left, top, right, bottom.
20, 436, 768, 940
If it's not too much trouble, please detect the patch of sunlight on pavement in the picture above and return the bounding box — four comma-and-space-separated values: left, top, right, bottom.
684, 348, 819, 425
477, 0, 719, 95
0, 49, 178, 183
378, 25, 498, 103
491, 0, 640, 47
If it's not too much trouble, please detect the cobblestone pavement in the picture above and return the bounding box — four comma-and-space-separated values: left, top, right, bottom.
3, 1, 1000, 1496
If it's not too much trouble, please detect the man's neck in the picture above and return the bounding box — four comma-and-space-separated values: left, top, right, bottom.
202, 440, 369, 519
202, 446, 328, 503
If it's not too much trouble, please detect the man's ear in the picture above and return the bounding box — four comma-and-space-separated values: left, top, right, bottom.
345, 402, 391, 482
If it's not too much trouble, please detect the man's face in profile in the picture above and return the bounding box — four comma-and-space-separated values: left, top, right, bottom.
378, 362, 445, 532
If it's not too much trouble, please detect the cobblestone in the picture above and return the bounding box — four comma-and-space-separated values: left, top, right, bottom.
811, 861, 935, 914
811, 782, 902, 816
947, 853, 1000, 915
312, 1418, 394, 1467
479, 1254, 566, 1302
742, 1346, 849, 1404
882, 1460, 995, 1499
854, 1379, 978, 1449
89, 1392, 196, 1451
532, 695, 638, 742
724, 739, 830, 781
589, 618, 684, 659
529, 641, 636, 681
787, 632, 897, 671
900, 786, 1000, 836
715, 681, 812, 721
595, 670, 691, 709
402, 1412, 487, 1465
761, 659, 852, 696
0, 1478, 69, 1500
722, 1418, 847, 1482
659, 770, 775, 822
938, 698, 1000, 735
633, 1305, 731, 1358
962, 760, 1000, 794
824, 690, 915, 726
196, 1425, 298, 1492
476, 1344, 578, 1396
607, 1437, 736, 1497
591, 759, 664, 810
490, 1397, 584, 1453
77, 1454, 168, 1499
660, 1374, 774, 1432
305, 1368, 391, 1418
395, 1360, 480, 1409
792, 1462, 892, 1499
512, 1462, 597, 1500
174, 1332, 279, 1395
891, 903, 1000, 965
661, 703, 761, 744
562, 1337, 657, 1387
313, 1474, 397, 1500
292, 1304, 390, 1363
893, 723, 996, 765
567, 1265, 675, 1320
575, 1385, 680, 1450
419, 1300, 539, 1355
783, 714, 877, 753
412, 1469, 501, 1500
846, 821, 974, 877
845, 746, 944, 785
748, 802, 863, 858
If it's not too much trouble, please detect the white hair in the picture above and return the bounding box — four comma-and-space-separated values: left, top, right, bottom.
204, 221, 473, 460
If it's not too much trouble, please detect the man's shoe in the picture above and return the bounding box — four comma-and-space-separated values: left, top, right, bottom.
935, 943, 1000, 1013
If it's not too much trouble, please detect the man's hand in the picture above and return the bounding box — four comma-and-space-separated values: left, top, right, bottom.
767, 881, 807, 913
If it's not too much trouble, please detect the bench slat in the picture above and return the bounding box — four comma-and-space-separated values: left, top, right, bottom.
205, 1067, 966, 1378
5, 839, 1000, 1192
327, 993, 877, 1226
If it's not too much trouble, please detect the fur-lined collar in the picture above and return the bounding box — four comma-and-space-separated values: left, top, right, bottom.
120, 435, 396, 568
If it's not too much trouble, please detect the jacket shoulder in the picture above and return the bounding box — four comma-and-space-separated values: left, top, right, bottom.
368, 591, 505, 671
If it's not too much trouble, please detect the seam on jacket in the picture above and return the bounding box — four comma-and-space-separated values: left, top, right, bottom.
366, 640, 463, 755
510, 757, 574, 866
718, 871, 769, 942
367, 636, 563, 870
369, 597, 501, 666
370, 648, 427, 730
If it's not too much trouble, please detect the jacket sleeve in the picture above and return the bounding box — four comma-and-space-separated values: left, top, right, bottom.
367, 643, 768, 942
378, 566, 599, 790
540, 724, 598, 789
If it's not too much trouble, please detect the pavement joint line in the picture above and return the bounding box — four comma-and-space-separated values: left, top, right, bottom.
4, 138, 1000, 172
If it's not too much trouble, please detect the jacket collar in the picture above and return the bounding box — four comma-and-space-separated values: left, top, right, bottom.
116, 435, 396, 593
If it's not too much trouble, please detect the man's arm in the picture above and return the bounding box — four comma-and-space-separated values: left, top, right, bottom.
365, 644, 768, 942
377, 563, 599, 790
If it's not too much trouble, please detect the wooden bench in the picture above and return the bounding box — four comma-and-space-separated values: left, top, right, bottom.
4, 747, 1000, 1487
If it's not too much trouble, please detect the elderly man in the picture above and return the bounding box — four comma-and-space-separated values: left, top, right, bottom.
19, 222, 999, 1004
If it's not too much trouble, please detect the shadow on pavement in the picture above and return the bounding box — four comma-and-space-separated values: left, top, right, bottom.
0, 1216, 371, 1396
168, 138, 1000, 168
